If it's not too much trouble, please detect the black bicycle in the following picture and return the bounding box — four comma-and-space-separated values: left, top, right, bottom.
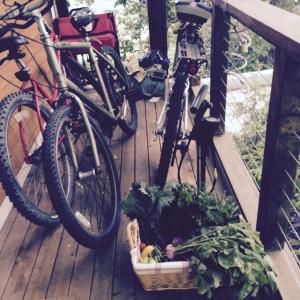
140, 0, 219, 191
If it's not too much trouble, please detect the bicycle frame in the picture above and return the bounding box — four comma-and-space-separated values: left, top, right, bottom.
14, 38, 59, 162
156, 24, 204, 139
34, 11, 127, 177
155, 20, 215, 191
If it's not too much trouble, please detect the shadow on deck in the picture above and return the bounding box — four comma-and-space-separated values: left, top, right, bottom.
0, 100, 227, 300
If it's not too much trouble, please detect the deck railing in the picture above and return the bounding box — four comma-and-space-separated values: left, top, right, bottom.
210, 0, 300, 298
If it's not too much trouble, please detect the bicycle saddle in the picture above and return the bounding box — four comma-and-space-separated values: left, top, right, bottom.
70, 7, 95, 32
0, 33, 28, 53
176, 0, 212, 25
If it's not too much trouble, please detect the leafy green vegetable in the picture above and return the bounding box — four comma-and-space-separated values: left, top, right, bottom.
159, 183, 239, 239
123, 182, 277, 299
173, 223, 277, 299
122, 181, 239, 244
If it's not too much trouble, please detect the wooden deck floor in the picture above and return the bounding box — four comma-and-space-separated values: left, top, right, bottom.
0, 100, 225, 300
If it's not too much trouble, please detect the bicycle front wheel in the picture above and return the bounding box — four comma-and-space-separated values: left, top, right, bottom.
0, 92, 60, 226
42, 104, 120, 248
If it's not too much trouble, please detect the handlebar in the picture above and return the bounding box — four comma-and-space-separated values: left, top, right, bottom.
0, 0, 53, 37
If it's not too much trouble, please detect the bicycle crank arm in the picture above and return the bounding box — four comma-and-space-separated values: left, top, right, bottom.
156, 108, 167, 135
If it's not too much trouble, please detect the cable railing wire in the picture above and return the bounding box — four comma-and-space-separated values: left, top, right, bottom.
277, 222, 300, 266
282, 188, 300, 219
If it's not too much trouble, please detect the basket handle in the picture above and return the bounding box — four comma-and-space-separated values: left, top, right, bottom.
127, 219, 140, 250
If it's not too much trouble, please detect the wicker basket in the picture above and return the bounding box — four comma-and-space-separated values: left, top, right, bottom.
127, 219, 197, 291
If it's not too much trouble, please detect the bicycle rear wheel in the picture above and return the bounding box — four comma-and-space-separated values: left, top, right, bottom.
0, 92, 60, 226
156, 73, 187, 187
42, 104, 120, 248
100, 45, 138, 135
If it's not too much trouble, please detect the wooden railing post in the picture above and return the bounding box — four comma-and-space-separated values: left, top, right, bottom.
210, 5, 230, 135
54, 0, 69, 18
147, 0, 168, 55
257, 48, 300, 248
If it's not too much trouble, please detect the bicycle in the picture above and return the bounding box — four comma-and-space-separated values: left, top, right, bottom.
0, 2, 100, 227
140, 0, 219, 191
0, 11, 63, 226
0, 0, 138, 248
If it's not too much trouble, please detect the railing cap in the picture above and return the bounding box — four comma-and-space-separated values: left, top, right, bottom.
212, 0, 300, 61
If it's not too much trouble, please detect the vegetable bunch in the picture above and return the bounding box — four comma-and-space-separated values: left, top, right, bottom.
122, 181, 239, 245
122, 182, 277, 299
171, 223, 277, 299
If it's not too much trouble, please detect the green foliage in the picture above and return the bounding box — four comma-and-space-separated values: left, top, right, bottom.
174, 223, 278, 299
121, 182, 157, 219
123, 183, 278, 298
233, 95, 269, 185
114, 0, 149, 59
74, 0, 96, 6
159, 183, 239, 239
122, 181, 239, 242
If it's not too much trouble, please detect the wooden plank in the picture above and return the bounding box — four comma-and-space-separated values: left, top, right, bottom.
0, 214, 31, 296
46, 297, 76, 300
145, 101, 162, 184
68, 245, 94, 299
112, 129, 135, 298
213, 133, 259, 229
114, 134, 135, 276
212, 0, 300, 62
90, 127, 124, 300
157, 290, 186, 300
134, 101, 157, 300
1, 223, 44, 300
0, 209, 18, 251
90, 241, 115, 300
46, 230, 78, 299
112, 275, 135, 300
135, 277, 157, 300
267, 242, 300, 300
0, 179, 58, 299
135, 101, 150, 183
23, 226, 64, 300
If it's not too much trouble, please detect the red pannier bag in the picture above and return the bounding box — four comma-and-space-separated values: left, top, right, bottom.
53, 12, 120, 54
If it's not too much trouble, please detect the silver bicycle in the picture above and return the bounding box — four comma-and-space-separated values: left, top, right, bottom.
0, 0, 138, 248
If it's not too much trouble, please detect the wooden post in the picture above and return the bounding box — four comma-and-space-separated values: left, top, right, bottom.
210, 5, 230, 135
147, 0, 168, 55
257, 48, 300, 248
54, 0, 69, 17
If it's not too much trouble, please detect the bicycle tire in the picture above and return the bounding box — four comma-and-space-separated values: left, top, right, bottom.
42, 104, 120, 248
156, 72, 187, 187
100, 45, 138, 135
0, 92, 60, 226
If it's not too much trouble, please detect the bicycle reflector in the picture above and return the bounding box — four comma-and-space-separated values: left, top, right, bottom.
188, 63, 199, 75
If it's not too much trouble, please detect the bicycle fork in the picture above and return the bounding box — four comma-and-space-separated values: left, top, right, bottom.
63, 91, 101, 180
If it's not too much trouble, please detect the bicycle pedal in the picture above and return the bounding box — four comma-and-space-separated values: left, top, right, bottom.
78, 170, 96, 180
